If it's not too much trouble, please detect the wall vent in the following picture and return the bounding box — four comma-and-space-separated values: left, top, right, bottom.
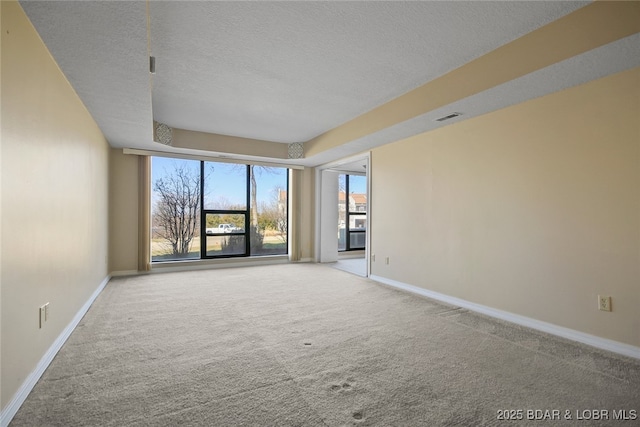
435, 112, 462, 122
153, 121, 172, 146
288, 142, 304, 159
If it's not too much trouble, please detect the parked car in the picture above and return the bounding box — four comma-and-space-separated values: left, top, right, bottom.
206, 223, 240, 235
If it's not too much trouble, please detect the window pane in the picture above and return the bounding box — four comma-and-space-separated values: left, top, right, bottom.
203, 162, 247, 210
250, 166, 288, 256
205, 213, 246, 234
206, 235, 246, 256
349, 213, 367, 231
151, 157, 290, 260
151, 157, 201, 261
338, 228, 347, 251
348, 175, 367, 213
349, 232, 366, 249
338, 174, 347, 250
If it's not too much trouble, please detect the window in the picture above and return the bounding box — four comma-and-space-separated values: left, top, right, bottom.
151, 157, 288, 262
338, 174, 367, 251
202, 161, 249, 258
250, 166, 288, 256
151, 158, 201, 261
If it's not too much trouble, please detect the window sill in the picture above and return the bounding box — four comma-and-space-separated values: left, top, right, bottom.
150, 254, 291, 274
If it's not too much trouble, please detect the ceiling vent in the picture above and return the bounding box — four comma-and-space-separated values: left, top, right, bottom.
435, 112, 462, 122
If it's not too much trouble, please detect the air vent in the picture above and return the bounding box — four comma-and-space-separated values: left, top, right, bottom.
436, 112, 462, 122
153, 121, 172, 146
288, 142, 304, 159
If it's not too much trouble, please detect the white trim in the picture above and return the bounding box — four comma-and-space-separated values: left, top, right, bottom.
150, 255, 289, 274
365, 155, 371, 278
369, 275, 640, 360
313, 167, 322, 263
122, 148, 304, 170
0, 276, 111, 427
317, 152, 370, 171
314, 151, 371, 269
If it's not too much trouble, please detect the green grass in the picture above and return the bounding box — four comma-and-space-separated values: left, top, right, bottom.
151, 237, 287, 261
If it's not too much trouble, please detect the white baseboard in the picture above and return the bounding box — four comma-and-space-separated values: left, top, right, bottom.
0, 275, 111, 427
369, 275, 640, 360
110, 270, 139, 277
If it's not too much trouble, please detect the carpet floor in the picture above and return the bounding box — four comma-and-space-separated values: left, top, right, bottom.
10, 263, 640, 426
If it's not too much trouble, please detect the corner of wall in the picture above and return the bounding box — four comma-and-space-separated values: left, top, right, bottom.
1, 1, 112, 417
0, 0, 4, 416
108, 149, 140, 273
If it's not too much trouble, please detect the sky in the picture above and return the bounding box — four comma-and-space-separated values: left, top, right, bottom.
151, 156, 368, 210
347, 174, 367, 194
151, 157, 288, 208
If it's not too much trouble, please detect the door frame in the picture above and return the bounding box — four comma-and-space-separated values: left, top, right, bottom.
314, 152, 371, 277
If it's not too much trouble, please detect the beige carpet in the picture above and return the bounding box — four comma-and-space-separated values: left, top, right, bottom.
10, 264, 640, 426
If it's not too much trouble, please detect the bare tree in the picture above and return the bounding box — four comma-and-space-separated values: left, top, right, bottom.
250, 165, 259, 227
153, 163, 200, 257
270, 186, 287, 243
249, 165, 279, 227
227, 165, 276, 246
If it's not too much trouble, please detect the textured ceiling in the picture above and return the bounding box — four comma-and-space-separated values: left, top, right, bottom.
20, 0, 638, 168
20, 1, 152, 148
310, 32, 640, 168
149, 1, 586, 143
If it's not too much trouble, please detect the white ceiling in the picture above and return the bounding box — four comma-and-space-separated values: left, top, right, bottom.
20, 0, 152, 148
148, 1, 586, 143
20, 1, 636, 169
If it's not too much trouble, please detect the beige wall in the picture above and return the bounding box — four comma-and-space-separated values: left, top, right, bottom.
1, 0, 110, 410
298, 167, 315, 261
371, 67, 640, 347
109, 149, 139, 274
172, 128, 289, 159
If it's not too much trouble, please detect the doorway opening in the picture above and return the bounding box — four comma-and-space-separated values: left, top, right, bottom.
315, 154, 369, 277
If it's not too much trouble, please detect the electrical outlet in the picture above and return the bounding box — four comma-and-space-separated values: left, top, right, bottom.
39, 305, 46, 328
598, 295, 611, 312
39, 302, 50, 328
371, 254, 375, 262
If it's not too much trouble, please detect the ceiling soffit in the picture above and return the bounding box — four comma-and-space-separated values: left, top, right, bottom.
304, 1, 640, 159
148, 1, 587, 144
18, 1, 640, 167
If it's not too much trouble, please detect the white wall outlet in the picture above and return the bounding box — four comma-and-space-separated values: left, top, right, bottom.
598, 295, 611, 312
371, 254, 375, 262
39, 302, 50, 328
39, 305, 46, 328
